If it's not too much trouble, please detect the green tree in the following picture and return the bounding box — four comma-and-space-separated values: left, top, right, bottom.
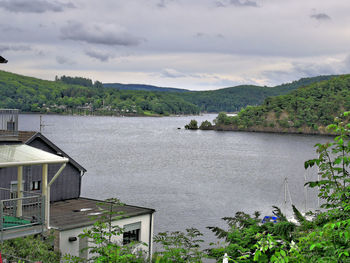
185, 120, 198, 130
0, 232, 61, 262
153, 228, 206, 262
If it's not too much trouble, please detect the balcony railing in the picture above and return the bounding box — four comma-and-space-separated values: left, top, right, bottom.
0, 188, 45, 241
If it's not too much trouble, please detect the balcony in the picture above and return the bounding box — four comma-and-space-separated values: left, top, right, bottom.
0, 188, 45, 241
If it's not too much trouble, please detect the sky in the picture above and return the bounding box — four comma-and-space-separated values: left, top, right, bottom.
0, 0, 350, 90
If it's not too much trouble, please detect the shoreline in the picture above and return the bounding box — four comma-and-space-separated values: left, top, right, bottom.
198, 125, 336, 137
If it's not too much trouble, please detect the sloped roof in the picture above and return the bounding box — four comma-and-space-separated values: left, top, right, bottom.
18, 131, 86, 173
0, 144, 68, 167
17, 131, 37, 143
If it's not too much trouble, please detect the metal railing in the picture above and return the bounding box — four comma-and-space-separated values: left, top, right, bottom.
0, 188, 39, 201
0, 193, 45, 240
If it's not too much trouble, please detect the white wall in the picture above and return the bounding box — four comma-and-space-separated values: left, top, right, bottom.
59, 213, 153, 259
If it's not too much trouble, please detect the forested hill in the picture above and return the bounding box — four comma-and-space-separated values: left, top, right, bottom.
178, 75, 337, 112
0, 71, 199, 115
0, 70, 339, 116
103, 83, 189, 92
213, 74, 350, 135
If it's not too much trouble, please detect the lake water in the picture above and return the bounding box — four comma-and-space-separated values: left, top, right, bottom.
19, 114, 331, 245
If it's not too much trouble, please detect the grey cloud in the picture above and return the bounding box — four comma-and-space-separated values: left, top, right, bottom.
343, 55, 350, 69
0, 44, 31, 52
216, 0, 258, 7
195, 32, 206, 38
0, 0, 75, 13
310, 13, 331, 21
292, 62, 336, 77
0, 25, 22, 32
61, 21, 143, 46
194, 32, 225, 39
56, 56, 75, 65
161, 68, 186, 78
157, 0, 176, 8
230, 0, 258, 7
263, 62, 337, 86
85, 50, 113, 62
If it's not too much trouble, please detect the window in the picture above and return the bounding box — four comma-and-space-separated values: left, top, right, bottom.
123, 222, 141, 245
31, 181, 41, 191
10, 181, 24, 199
7, 121, 15, 131
123, 229, 140, 245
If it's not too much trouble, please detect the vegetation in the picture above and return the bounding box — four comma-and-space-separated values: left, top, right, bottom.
178, 75, 336, 113
185, 120, 198, 130
0, 232, 60, 262
0, 70, 337, 116
213, 75, 350, 134
103, 83, 189, 93
0, 71, 199, 116
199, 120, 213, 130
153, 228, 207, 262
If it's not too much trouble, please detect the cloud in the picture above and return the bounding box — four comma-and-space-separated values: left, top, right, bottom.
194, 32, 206, 38
310, 13, 331, 21
85, 50, 113, 62
0, 25, 22, 32
216, 0, 258, 8
161, 68, 187, 78
157, 0, 176, 8
0, 44, 31, 52
0, 0, 75, 13
56, 56, 75, 65
61, 21, 143, 46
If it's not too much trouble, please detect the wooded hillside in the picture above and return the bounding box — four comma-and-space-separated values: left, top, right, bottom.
213, 75, 350, 134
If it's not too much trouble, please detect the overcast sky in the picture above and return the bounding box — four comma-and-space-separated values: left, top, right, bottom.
0, 0, 349, 90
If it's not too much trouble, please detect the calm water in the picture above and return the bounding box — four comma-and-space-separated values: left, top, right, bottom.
19, 114, 331, 243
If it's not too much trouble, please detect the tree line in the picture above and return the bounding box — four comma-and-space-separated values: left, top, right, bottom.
213, 75, 350, 134
0, 70, 337, 116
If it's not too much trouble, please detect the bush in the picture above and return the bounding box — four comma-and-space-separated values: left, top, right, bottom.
199, 120, 213, 130
185, 120, 198, 130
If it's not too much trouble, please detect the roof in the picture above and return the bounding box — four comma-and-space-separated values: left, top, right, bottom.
18, 131, 86, 173
0, 144, 68, 168
17, 131, 37, 143
50, 198, 155, 231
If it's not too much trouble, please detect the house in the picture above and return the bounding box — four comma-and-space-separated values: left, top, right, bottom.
0, 109, 155, 260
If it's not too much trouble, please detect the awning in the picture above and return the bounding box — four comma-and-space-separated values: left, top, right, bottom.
0, 144, 69, 168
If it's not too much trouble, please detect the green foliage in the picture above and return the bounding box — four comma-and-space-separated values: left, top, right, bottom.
185, 120, 198, 130
153, 228, 206, 262
0, 71, 199, 116
199, 120, 213, 130
213, 75, 350, 133
0, 70, 338, 116
304, 112, 350, 209
0, 232, 60, 262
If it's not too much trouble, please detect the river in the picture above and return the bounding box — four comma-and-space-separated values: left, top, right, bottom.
19, 114, 331, 246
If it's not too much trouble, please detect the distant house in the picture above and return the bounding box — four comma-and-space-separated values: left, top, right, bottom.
0, 109, 155, 260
